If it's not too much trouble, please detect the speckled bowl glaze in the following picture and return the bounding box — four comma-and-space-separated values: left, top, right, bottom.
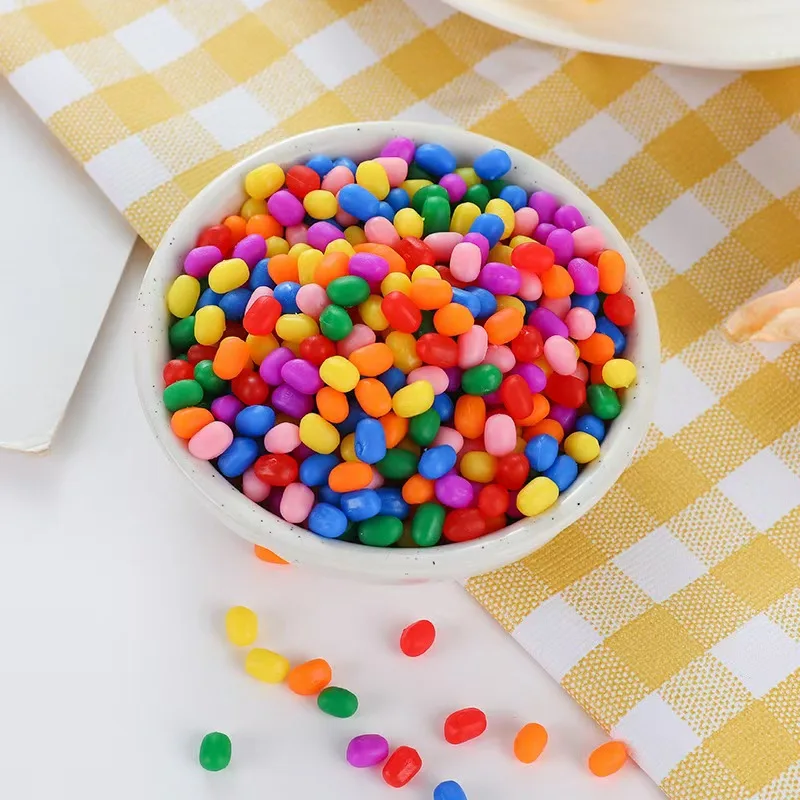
133, 121, 660, 581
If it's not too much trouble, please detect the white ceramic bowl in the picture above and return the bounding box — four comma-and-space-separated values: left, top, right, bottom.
134, 121, 659, 581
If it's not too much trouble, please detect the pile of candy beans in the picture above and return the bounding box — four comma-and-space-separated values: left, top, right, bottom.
163, 137, 637, 547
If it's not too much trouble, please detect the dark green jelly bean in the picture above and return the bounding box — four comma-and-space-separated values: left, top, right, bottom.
409, 408, 441, 447
163, 379, 203, 412
412, 503, 445, 547
461, 364, 502, 395
169, 316, 196, 352
376, 448, 419, 480
422, 196, 451, 237
319, 304, 354, 341
464, 184, 490, 211
408, 163, 433, 181
326, 275, 370, 307
588, 384, 622, 420
199, 732, 231, 772
339, 521, 359, 543
359, 515, 404, 547
484, 179, 509, 198
317, 686, 359, 718
411, 183, 449, 215
414, 310, 435, 338
194, 360, 227, 396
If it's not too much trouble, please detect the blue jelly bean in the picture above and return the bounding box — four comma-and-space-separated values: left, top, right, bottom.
466, 287, 497, 319
378, 367, 406, 396
273, 281, 301, 313
525, 434, 559, 472
575, 414, 606, 443
386, 187, 410, 211
432, 392, 454, 424
197, 287, 222, 309
249, 258, 275, 291
306, 154, 334, 178
235, 405, 275, 437
377, 201, 395, 221
469, 213, 505, 248
299, 453, 340, 487
571, 293, 600, 314
332, 156, 357, 173
434, 780, 468, 800
318, 486, 341, 507
354, 418, 387, 465
451, 287, 482, 318
418, 445, 457, 480
217, 437, 259, 478
522, 300, 538, 319
595, 317, 626, 356
376, 487, 410, 519
337, 184, 380, 221
308, 503, 348, 537
337, 400, 369, 437
414, 143, 457, 177
219, 287, 251, 321
544, 455, 579, 492
499, 184, 527, 210
473, 148, 512, 181
340, 489, 382, 522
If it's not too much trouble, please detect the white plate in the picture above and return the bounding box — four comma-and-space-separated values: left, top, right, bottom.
444, 0, 800, 70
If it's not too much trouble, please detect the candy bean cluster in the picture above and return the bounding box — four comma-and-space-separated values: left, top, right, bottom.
163, 137, 637, 547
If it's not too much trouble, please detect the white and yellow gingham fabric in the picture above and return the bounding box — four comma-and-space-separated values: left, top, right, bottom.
3, 1, 800, 796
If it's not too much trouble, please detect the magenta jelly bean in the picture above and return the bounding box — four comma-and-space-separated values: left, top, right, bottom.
549, 404, 577, 432
349, 252, 390, 283
260, 347, 295, 385
567, 258, 599, 295
529, 191, 558, 223
271, 384, 314, 417
530, 307, 569, 340
462, 231, 490, 264
307, 221, 344, 251
435, 474, 473, 508
479, 262, 522, 295
233, 233, 267, 266
512, 363, 547, 393
281, 358, 323, 394
211, 394, 245, 426
280, 482, 314, 523
264, 421, 300, 453
265, 486, 284, 516
545, 228, 574, 265
347, 734, 390, 768
439, 173, 467, 202
533, 222, 556, 245
553, 205, 585, 231
267, 189, 305, 226
444, 366, 463, 391
380, 136, 416, 162
483, 390, 501, 405
184, 245, 222, 278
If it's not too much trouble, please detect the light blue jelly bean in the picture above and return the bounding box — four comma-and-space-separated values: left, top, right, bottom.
499, 184, 527, 210
377, 201, 395, 221
340, 489, 382, 522
299, 453, 340, 486
378, 366, 406, 396
219, 287, 251, 321
306, 154, 334, 177
544, 455, 579, 492
249, 258, 275, 291
595, 317, 626, 356
217, 437, 259, 478
571, 293, 600, 314
432, 393, 453, 424
318, 486, 342, 507
273, 281, 301, 313
376, 487, 410, 519
466, 287, 497, 319
308, 503, 348, 537
451, 287, 482, 318
338, 184, 380, 221
434, 780, 468, 800
525, 434, 559, 472
386, 187, 410, 211
575, 414, 606, 443
418, 445, 457, 480
333, 156, 357, 173
235, 404, 275, 437
473, 148, 512, 181
469, 213, 505, 248
414, 143, 457, 177
354, 418, 387, 465
197, 287, 222, 310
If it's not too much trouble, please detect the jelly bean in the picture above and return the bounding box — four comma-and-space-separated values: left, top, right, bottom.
199, 732, 232, 772
280, 358, 323, 395
444, 708, 487, 744
545, 373, 587, 408
218, 437, 259, 477
435, 474, 473, 508
299, 413, 340, 454
354, 418, 387, 464
443, 508, 488, 542
434, 303, 474, 337
398, 619, 436, 654
319, 355, 360, 393
299, 453, 339, 487
587, 384, 621, 419
184, 246, 222, 279
434, 781, 468, 800
410, 502, 444, 546
517, 476, 560, 516
603, 293, 635, 327
211, 394, 244, 426
589, 741, 628, 777
514, 723, 548, 763
597, 250, 625, 294
163, 359, 194, 386
478, 483, 509, 517
280, 482, 314, 523
376, 449, 419, 480
163, 378, 203, 413
499, 374, 534, 420
544, 335, 578, 375
408, 408, 441, 447
347, 734, 389, 768
525, 434, 559, 471
327, 275, 370, 308
167, 275, 201, 318
495, 453, 530, 490
602, 358, 636, 388
575, 414, 605, 442
392, 380, 434, 418
356, 514, 402, 546
245, 648, 290, 683
171, 407, 214, 440
319, 304, 354, 341
381, 747, 423, 789
484, 413, 516, 456
461, 364, 501, 395
485, 308, 524, 344
460, 451, 497, 483
225, 605, 258, 646
254, 453, 298, 486
306, 502, 347, 538
318, 686, 359, 717
231, 370, 269, 405
245, 163, 285, 199
564, 431, 600, 464
287, 658, 332, 695
328, 461, 374, 492
419, 445, 457, 480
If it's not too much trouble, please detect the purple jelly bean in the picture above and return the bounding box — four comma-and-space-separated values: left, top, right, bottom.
232, 233, 266, 267
280, 358, 323, 394
478, 262, 522, 295
265, 487, 284, 515
307, 221, 345, 252
259, 347, 294, 385
211, 394, 244, 426
533, 222, 556, 245
444, 367, 462, 391
183, 245, 222, 278
512, 363, 547, 394
346, 734, 390, 768
549, 404, 577, 433
546, 228, 574, 266
529, 191, 558, 223
380, 136, 416, 163
271, 383, 314, 418
439, 173, 467, 203
267, 189, 305, 226
462, 232, 490, 264
293, 443, 314, 462
567, 258, 599, 296
483, 390, 501, 405
435, 474, 473, 509
348, 253, 390, 283
468, 481, 484, 503
554, 205, 586, 232
529, 307, 569, 340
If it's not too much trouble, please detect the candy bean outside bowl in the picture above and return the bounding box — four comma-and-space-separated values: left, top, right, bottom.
133, 121, 659, 582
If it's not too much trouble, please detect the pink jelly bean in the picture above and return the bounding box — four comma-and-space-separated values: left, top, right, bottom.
374, 156, 408, 186
567, 258, 599, 295
335, 209, 358, 227
380, 136, 415, 163
307, 221, 344, 251
264, 422, 300, 454
321, 165, 354, 194
365, 217, 400, 247
544, 335, 577, 375
439, 173, 467, 203
408, 366, 448, 394
572, 225, 606, 259
280, 482, 314, 524
285, 224, 308, 246
242, 467, 270, 502
518, 269, 543, 301
337, 324, 376, 357
449, 241, 482, 282
296, 283, 330, 318
183, 245, 222, 278
483, 344, 516, 373
458, 325, 489, 369
246, 285, 274, 312
484, 413, 516, 457
572, 362, 589, 382
539, 296, 571, 319
512, 207, 539, 237
424, 232, 462, 262
267, 189, 305, 226
433, 426, 464, 453
462, 232, 490, 264
366, 469, 384, 490
565, 307, 596, 340
188, 421, 233, 460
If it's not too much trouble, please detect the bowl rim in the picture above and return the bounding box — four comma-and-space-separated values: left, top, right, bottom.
133, 120, 660, 580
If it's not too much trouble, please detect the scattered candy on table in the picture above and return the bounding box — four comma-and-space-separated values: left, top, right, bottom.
588, 740, 628, 777
400, 619, 436, 657
317, 686, 358, 718
513, 722, 548, 763
346, 734, 390, 767
198, 731, 232, 771
224, 605, 258, 646
382, 745, 423, 787
434, 780, 468, 800
444, 707, 487, 744
162, 137, 637, 550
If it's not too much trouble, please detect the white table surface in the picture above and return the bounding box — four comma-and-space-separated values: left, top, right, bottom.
0, 245, 664, 800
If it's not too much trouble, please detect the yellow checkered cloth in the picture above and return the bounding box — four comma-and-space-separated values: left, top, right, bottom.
3, 1, 800, 796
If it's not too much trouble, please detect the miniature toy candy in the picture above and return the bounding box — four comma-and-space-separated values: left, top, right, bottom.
199, 731, 232, 771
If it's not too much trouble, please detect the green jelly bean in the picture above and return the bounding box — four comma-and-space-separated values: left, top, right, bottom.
412, 503, 445, 547
199, 732, 231, 772
464, 184, 490, 211
461, 364, 502, 395
422, 196, 451, 237
484, 179, 509, 198
415, 310, 435, 338
164, 379, 203, 412
318, 686, 359, 718
396, 520, 417, 547
326, 275, 370, 307
194, 360, 227, 396
376, 448, 419, 480
408, 163, 433, 181
409, 408, 441, 447
411, 183, 448, 215
339, 521, 359, 543
169, 316, 196, 352
319, 304, 354, 341
587, 384, 622, 420
358, 515, 404, 547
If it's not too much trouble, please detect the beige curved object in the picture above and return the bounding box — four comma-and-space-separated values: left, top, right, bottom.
724, 279, 800, 343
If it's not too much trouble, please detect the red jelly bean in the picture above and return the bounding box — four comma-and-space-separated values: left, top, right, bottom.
196, 224, 233, 257
231, 371, 269, 405
187, 344, 218, 365
499, 374, 534, 420
603, 293, 635, 327
443, 509, 487, 543
381, 291, 422, 334
254, 454, 298, 486
382, 746, 422, 788
510, 325, 544, 363
224, 321, 248, 341
494, 453, 530, 490
478, 484, 509, 517
510, 241, 554, 275
444, 708, 487, 744
163, 359, 194, 386
243, 296, 282, 335
285, 164, 321, 199
590, 363, 605, 384
416, 333, 459, 368
544, 374, 587, 408
485, 514, 507, 533
395, 237, 436, 271
299, 335, 336, 366
400, 619, 436, 657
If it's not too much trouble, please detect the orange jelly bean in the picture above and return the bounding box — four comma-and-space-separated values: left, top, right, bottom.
541, 264, 574, 298
409, 278, 452, 310
401, 474, 435, 504
524, 417, 564, 444
171, 407, 213, 439
349, 342, 394, 376
514, 723, 548, 763
454, 395, 486, 439
597, 250, 625, 294
380, 411, 409, 448
287, 658, 332, 695
328, 461, 373, 492
213, 336, 250, 380
314, 251, 349, 288
484, 308, 524, 344
223, 215, 247, 243
516, 393, 550, 427
433, 303, 474, 336
588, 740, 628, 777
246, 213, 282, 239
267, 253, 298, 284
316, 386, 349, 423
578, 333, 615, 365
355, 379, 393, 418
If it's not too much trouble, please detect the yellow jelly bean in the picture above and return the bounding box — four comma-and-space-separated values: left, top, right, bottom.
385, 331, 422, 373
288, 242, 311, 259
534, 356, 553, 377
285, 340, 301, 356
340, 433, 357, 462
381, 272, 411, 296
208, 257, 249, 293
517, 477, 560, 516
299, 412, 341, 455
247, 333, 279, 365
515, 436, 527, 454
225, 605, 257, 646
241, 197, 267, 219
392, 380, 434, 418
325, 239, 355, 257
194, 305, 226, 345
412, 265, 440, 282
344, 225, 367, 246
488, 243, 513, 265
167, 274, 200, 318
602, 358, 637, 389
486, 198, 515, 239
244, 163, 285, 200
564, 432, 600, 464
459, 451, 497, 483
303, 189, 338, 220
274, 313, 319, 343
359, 295, 389, 331
394, 208, 424, 239
266, 236, 290, 257
401, 179, 431, 200
496, 295, 527, 315
450, 202, 481, 235
298, 248, 324, 284
510, 235, 534, 248
245, 648, 290, 683
319, 356, 360, 392
356, 160, 390, 200
455, 167, 480, 187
